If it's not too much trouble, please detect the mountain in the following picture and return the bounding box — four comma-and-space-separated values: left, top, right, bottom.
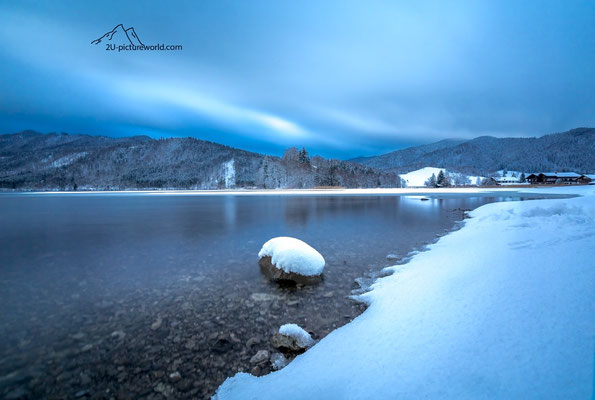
91, 24, 144, 46
350, 139, 466, 169
0, 131, 399, 190
350, 128, 595, 175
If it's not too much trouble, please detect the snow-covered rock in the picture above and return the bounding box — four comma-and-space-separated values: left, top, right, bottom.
272, 324, 315, 359
386, 253, 399, 261
278, 324, 315, 349
258, 237, 325, 284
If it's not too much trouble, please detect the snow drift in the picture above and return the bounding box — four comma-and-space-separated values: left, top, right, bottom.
216, 186, 595, 399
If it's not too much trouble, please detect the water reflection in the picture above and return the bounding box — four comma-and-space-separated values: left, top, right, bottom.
0, 192, 562, 399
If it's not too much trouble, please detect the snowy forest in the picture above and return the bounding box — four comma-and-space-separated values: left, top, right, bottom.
352, 127, 595, 175
0, 131, 400, 190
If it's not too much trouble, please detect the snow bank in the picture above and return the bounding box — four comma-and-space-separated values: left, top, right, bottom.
258, 237, 325, 276
216, 186, 595, 399
278, 324, 315, 348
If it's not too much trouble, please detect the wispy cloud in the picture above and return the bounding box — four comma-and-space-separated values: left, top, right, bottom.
115, 80, 310, 138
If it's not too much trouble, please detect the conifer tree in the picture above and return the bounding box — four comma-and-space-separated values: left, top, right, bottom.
425, 173, 437, 187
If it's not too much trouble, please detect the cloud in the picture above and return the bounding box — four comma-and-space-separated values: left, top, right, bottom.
0, 1, 593, 158
114, 80, 310, 139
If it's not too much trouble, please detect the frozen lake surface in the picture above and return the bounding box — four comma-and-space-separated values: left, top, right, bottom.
0, 191, 567, 399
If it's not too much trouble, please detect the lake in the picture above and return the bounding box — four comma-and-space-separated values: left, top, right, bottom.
0, 192, 560, 399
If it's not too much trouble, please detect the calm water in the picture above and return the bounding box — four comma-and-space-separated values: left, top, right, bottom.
0, 192, 557, 399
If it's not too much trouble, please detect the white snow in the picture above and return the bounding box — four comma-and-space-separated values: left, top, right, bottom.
258, 237, 325, 276
278, 324, 315, 348
223, 159, 236, 188
497, 169, 525, 178
50, 152, 87, 168
270, 353, 289, 370
399, 167, 483, 187
494, 176, 524, 185
400, 166, 445, 187
216, 185, 595, 399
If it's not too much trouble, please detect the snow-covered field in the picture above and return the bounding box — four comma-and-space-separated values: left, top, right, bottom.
399, 166, 483, 187
216, 185, 595, 399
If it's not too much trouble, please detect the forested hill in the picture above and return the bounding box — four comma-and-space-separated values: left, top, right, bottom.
350, 128, 595, 175
0, 131, 399, 190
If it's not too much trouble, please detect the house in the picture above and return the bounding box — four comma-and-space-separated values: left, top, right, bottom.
580, 174, 595, 185
494, 176, 524, 185
526, 172, 583, 185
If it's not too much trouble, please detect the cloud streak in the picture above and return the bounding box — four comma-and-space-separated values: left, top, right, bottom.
0, 0, 593, 158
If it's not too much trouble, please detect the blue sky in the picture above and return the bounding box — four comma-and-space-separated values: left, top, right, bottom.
0, 0, 593, 158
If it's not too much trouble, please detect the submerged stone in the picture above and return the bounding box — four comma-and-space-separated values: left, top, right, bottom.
259, 256, 323, 285
249, 350, 270, 364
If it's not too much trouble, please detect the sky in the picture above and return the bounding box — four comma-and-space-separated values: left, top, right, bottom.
0, 0, 593, 158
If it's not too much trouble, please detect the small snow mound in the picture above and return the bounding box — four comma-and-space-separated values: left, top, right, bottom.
258, 237, 325, 276
270, 352, 289, 370
278, 324, 315, 348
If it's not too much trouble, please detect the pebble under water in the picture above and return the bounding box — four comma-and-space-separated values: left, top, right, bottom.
0, 192, 552, 399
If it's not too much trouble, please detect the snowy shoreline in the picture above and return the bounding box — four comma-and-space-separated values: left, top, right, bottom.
215, 185, 595, 399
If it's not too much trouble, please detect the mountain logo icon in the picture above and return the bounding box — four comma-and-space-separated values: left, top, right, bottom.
91, 24, 144, 46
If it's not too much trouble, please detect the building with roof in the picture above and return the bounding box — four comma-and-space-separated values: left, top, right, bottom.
493, 176, 527, 185
526, 172, 585, 185
580, 174, 595, 185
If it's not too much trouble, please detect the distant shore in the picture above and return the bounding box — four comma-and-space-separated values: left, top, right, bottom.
0, 185, 588, 196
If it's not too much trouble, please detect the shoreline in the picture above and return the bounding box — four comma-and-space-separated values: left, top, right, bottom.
215, 185, 595, 399
0, 192, 487, 399
1, 187, 590, 399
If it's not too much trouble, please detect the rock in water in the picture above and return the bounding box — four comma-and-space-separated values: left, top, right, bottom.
250, 350, 270, 364
258, 237, 325, 284
169, 371, 182, 382
272, 323, 315, 354
151, 317, 162, 330
386, 254, 399, 261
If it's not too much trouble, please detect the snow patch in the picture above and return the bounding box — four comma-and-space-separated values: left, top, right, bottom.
400, 167, 445, 187
399, 167, 483, 187
270, 353, 289, 370
50, 152, 87, 168
223, 159, 236, 188
258, 237, 325, 276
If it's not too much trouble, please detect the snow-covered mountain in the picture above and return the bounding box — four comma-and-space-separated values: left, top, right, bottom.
0, 131, 399, 190
350, 128, 595, 176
